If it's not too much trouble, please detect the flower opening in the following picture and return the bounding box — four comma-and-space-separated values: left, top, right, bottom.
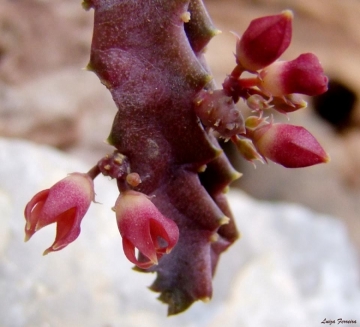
115, 190, 179, 269
24, 172, 95, 255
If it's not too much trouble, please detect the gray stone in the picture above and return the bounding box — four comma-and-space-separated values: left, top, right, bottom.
0, 138, 359, 327
0, 70, 116, 155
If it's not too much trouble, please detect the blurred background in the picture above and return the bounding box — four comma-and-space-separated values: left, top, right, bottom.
1, 0, 359, 258
0, 1, 360, 325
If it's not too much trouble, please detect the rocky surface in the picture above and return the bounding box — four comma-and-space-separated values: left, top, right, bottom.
0, 138, 359, 327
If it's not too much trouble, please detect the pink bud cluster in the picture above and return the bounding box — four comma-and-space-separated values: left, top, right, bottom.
233, 10, 328, 98
195, 10, 329, 168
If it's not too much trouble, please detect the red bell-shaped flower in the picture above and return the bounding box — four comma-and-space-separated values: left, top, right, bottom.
24, 173, 95, 255
114, 190, 179, 269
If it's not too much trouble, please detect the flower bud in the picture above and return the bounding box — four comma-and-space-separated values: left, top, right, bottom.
236, 10, 293, 71
194, 89, 245, 137
98, 151, 129, 179
246, 94, 272, 111
115, 191, 179, 269
251, 123, 330, 168
259, 53, 328, 96
24, 173, 95, 254
245, 115, 268, 131
232, 135, 265, 164
271, 94, 307, 114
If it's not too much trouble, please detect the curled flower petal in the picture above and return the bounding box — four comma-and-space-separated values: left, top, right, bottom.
24, 173, 95, 254
259, 53, 328, 96
250, 123, 330, 168
236, 10, 293, 71
115, 190, 179, 269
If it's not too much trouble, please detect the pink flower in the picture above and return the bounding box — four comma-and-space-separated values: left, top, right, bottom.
24, 173, 95, 255
259, 53, 328, 96
236, 10, 293, 72
115, 190, 179, 269
250, 123, 330, 168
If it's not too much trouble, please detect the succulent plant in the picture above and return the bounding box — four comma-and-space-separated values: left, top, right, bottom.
24, 0, 329, 315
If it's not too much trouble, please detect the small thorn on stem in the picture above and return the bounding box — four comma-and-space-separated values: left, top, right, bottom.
209, 233, 219, 243
219, 216, 230, 226
126, 173, 142, 187
180, 12, 191, 23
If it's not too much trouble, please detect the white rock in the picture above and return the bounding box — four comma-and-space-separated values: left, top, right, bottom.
0, 138, 359, 327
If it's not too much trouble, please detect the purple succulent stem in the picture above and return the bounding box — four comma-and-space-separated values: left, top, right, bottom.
84, 0, 240, 315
